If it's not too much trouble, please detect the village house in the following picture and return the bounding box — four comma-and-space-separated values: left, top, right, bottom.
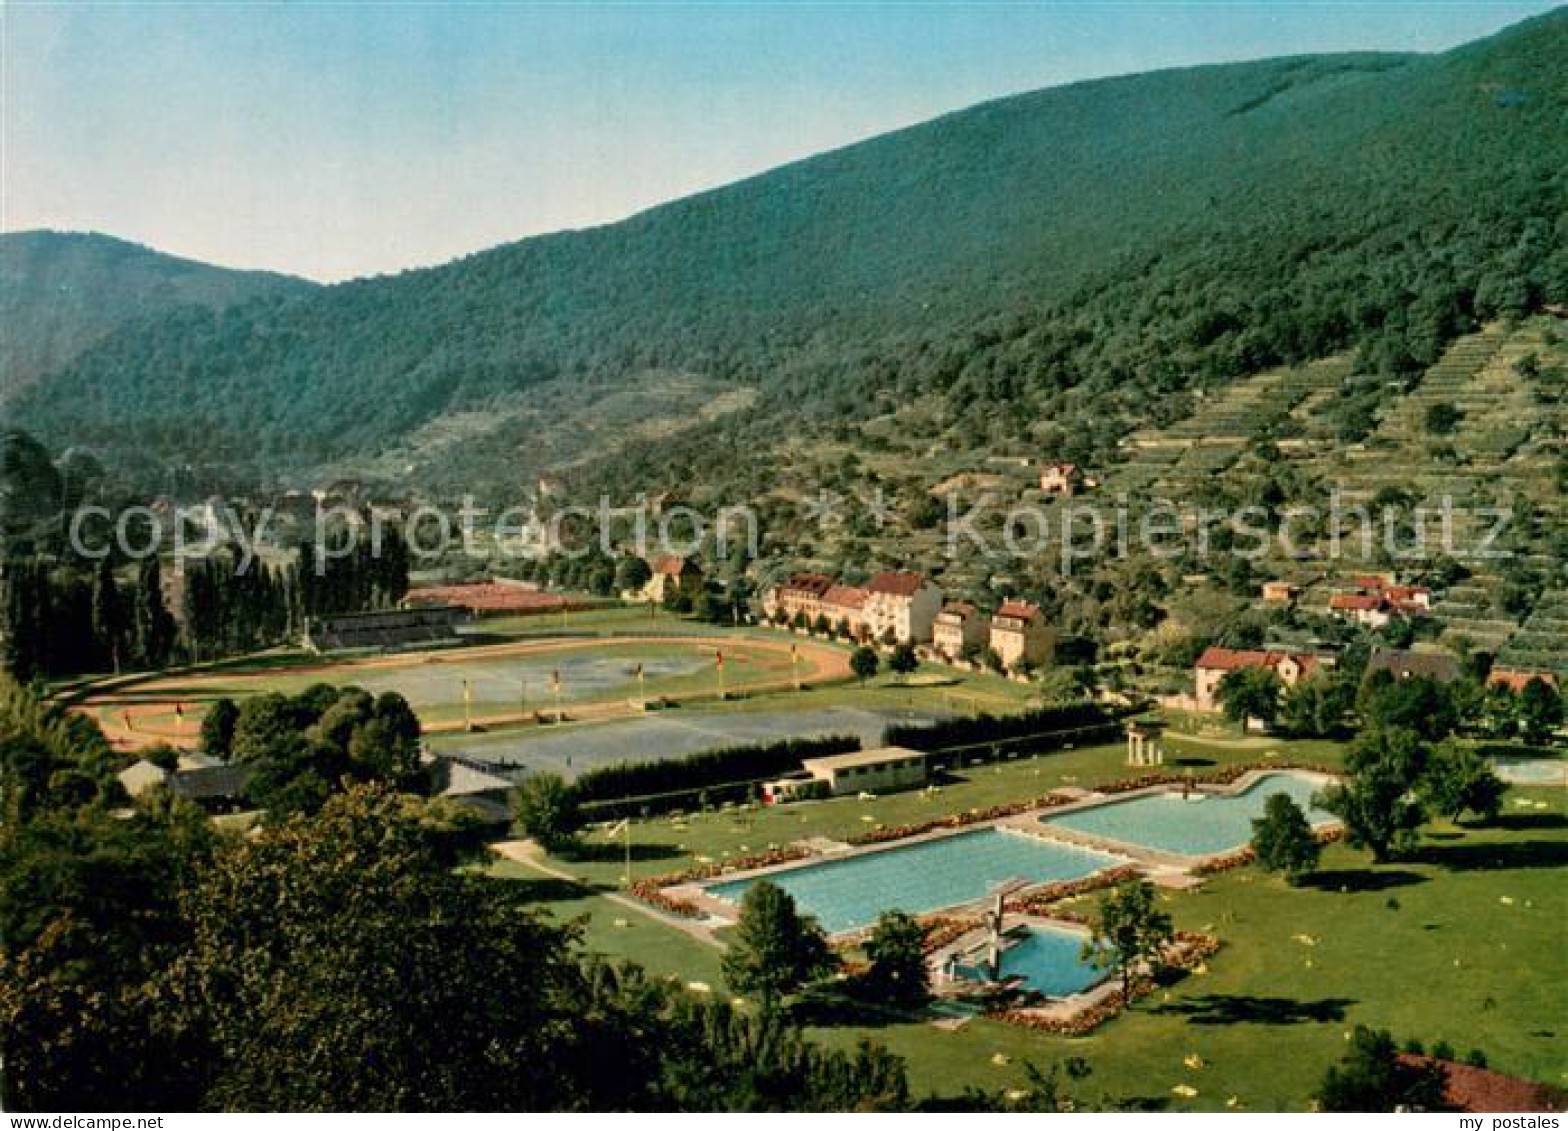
1330, 576, 1433, 626
988, 600, 1055, 671
1261, 580, 1300, 606
861, 571, 943, 644
117, 757, 255, 813
1486, 667, 1560, 694
1383, 584, 1432, 610
1193, 646, 1324, 712
1329, 592, 1394, 628
1038, 461, 1084, 497
932, 601, 988, 660
1364, 647, 1461, 684
643, 555, 704, 604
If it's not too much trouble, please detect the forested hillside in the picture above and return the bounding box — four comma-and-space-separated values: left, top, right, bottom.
0, 231, 314, 397
9, 10, 1566, 492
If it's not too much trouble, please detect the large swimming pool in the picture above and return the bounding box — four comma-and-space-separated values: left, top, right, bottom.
1039, 770, 1337, 857
707, 829, 1123, 934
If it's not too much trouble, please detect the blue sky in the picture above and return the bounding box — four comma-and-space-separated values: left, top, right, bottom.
3, 2, 1558, 281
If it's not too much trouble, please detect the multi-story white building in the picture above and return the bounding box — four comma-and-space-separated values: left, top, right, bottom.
861, 571, 943, 644
988, 600, 1055, 670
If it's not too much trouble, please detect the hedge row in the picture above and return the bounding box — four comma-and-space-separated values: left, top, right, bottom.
571, 734, 861, 805
884, 702, 1118, 755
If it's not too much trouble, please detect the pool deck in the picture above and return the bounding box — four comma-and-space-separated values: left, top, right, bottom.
665, 767, 1343, 940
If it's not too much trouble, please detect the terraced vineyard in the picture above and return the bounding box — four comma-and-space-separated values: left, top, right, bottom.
1104, 316, 1567, 659
1496, 589, 1568, 678
1117, 357, 1351, 498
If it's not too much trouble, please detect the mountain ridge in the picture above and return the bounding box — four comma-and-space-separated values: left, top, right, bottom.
8, 8, 1566, 491
0, 230, 316, 397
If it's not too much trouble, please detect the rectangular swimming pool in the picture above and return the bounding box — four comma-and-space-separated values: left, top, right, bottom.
707, 829, 1123, 934
1040, 770, 1337, 858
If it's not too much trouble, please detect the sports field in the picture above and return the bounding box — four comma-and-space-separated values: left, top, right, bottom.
431, 702, 950, 779
78, 633, 852, 747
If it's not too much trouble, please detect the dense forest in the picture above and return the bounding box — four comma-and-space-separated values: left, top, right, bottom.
0, 231, 313, 398
8, 11, 1566, 497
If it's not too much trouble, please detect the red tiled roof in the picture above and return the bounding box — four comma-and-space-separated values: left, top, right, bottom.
1385, 585, 1430, 602
1196, 647, 1318, 676
778, 573, 833, 596
1395, 1055, 1566, 1114
405, 583, 572, 613
649, 555, 693, 576
995, 600, 1041, 621
822, 585, 870, 610
867, 571, 928, 598
939, 601, 978, 618
1042, 461, 1079, 475
1487, 668, 1560, 693
1331, 593, 1387, 611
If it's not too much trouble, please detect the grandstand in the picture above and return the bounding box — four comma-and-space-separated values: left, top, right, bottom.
305, 605, 468, 652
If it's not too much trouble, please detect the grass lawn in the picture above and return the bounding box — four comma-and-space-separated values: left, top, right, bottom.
491, 735, 1565, 1109
488, 858, 727, 990
811, 789, 1566, 1109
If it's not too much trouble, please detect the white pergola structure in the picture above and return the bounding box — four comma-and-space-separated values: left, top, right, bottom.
1125, 718, 1166, 766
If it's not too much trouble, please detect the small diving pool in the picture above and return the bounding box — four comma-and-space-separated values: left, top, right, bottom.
955, 925, 1106, 998
1039, 770, 1337, 858
707, 829, 1123, 934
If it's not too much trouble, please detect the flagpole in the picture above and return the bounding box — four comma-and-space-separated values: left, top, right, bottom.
716, 650, 726, 701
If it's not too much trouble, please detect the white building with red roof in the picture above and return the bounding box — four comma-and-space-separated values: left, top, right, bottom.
1039, 461, 1084, 496
932, 601, 988, 659
642, 555, 704, 603
988, 599, 1055, 671
862, 570, 943, 644
1193, 646, 1325, 712
763, 572, 834, 623
820, 585, 872, 638
1329, 576, 1433, 627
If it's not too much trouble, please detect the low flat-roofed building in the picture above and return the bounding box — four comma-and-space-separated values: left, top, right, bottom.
800, 746, 929, 796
